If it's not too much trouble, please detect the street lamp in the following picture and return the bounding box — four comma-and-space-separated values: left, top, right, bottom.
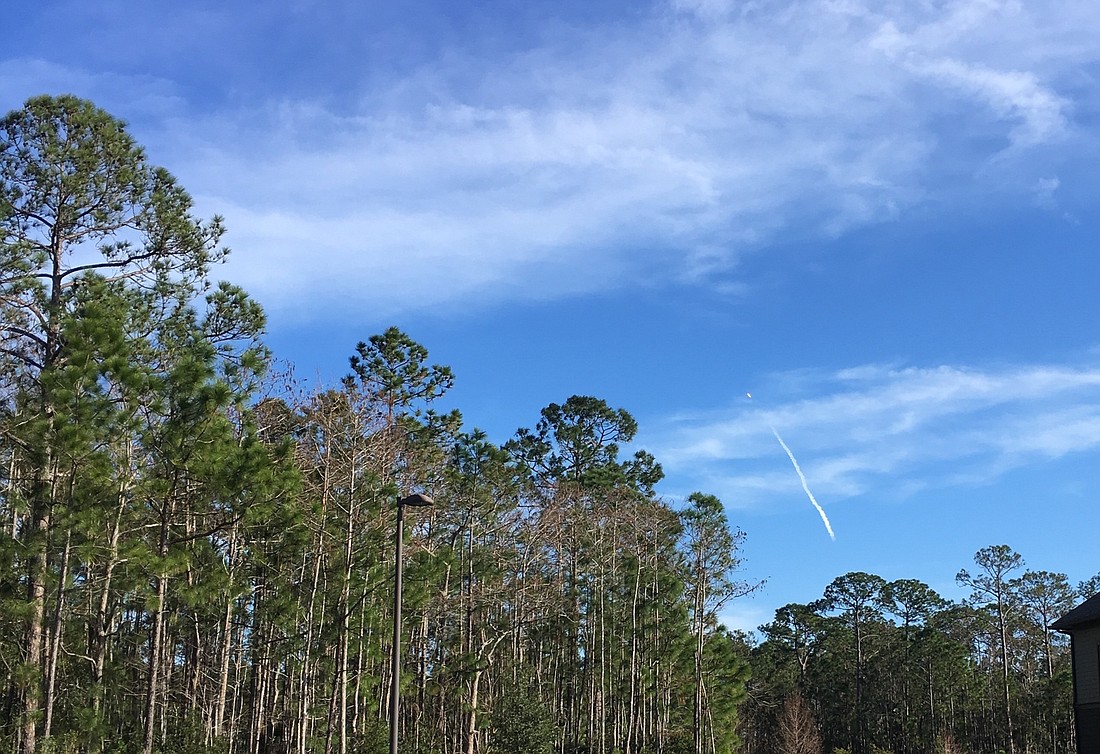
390, 493, 433, 754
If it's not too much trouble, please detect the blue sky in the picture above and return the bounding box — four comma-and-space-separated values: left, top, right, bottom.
6, 0, 1100, 633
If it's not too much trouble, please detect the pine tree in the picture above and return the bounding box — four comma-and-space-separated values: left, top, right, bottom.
0, 94, 286, 754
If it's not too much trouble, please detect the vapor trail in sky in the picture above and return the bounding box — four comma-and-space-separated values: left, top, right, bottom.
769, 426, 837, 541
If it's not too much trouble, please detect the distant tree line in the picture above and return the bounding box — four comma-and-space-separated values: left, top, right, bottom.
741, 547, 1099, 754
1, 95, 1091, 754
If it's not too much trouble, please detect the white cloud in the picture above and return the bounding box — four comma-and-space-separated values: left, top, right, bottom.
0, 58, 183, 121
645, 361, 1100, 508
717, 601, 773, 636
1032, 176, 1060, 208
913, 58, 1067, 146
3, 0, 1098, 318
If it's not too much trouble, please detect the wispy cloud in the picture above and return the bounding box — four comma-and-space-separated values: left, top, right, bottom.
3, 0, 1097, 317
645, 361, 1100, 507
718, 601, 773, 637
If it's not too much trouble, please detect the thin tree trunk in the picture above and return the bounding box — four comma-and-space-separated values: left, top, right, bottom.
19, 232, 66, 754
693, 569, 706, 754
998, 600, 1015, 754
143, 570, 169, 754
90, 445, 132, 727
215, 526, 239, 737
298, 448, 330, 754
625, 558, 641, 754
465, 664, 484, 754
20, 475, 53, 754
42, 526, 72, 739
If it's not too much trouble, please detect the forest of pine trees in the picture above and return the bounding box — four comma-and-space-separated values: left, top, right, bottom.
0, 95, 1094, 754
744, 555, 1097, 754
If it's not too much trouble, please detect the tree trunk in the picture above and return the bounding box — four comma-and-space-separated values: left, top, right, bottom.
143, 570, 169, 754
21, 472, 54, 754
465, 664, 484, 754
143, 495, 174, 754
42, 526, 72, 740
998, 598, 1015, 754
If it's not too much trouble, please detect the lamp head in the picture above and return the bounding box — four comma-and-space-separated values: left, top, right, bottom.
398, 493, 434, 508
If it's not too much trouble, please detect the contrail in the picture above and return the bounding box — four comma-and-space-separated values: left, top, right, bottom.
769, 426, 836, 541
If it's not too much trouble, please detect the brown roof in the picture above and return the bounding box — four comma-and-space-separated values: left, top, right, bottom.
1053, 593, 1100, 632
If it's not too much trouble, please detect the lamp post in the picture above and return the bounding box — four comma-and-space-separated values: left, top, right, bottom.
390, 493, 433, 754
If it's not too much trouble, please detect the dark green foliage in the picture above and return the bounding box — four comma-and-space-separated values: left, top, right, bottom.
0, 94, 291, 754
489, 680, 558, 754
345, 325, 454, 419
743, 555, 1077, 754
1079, 572, 1100, 599
506, 394, 663, 491
153, 712, 229, 754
